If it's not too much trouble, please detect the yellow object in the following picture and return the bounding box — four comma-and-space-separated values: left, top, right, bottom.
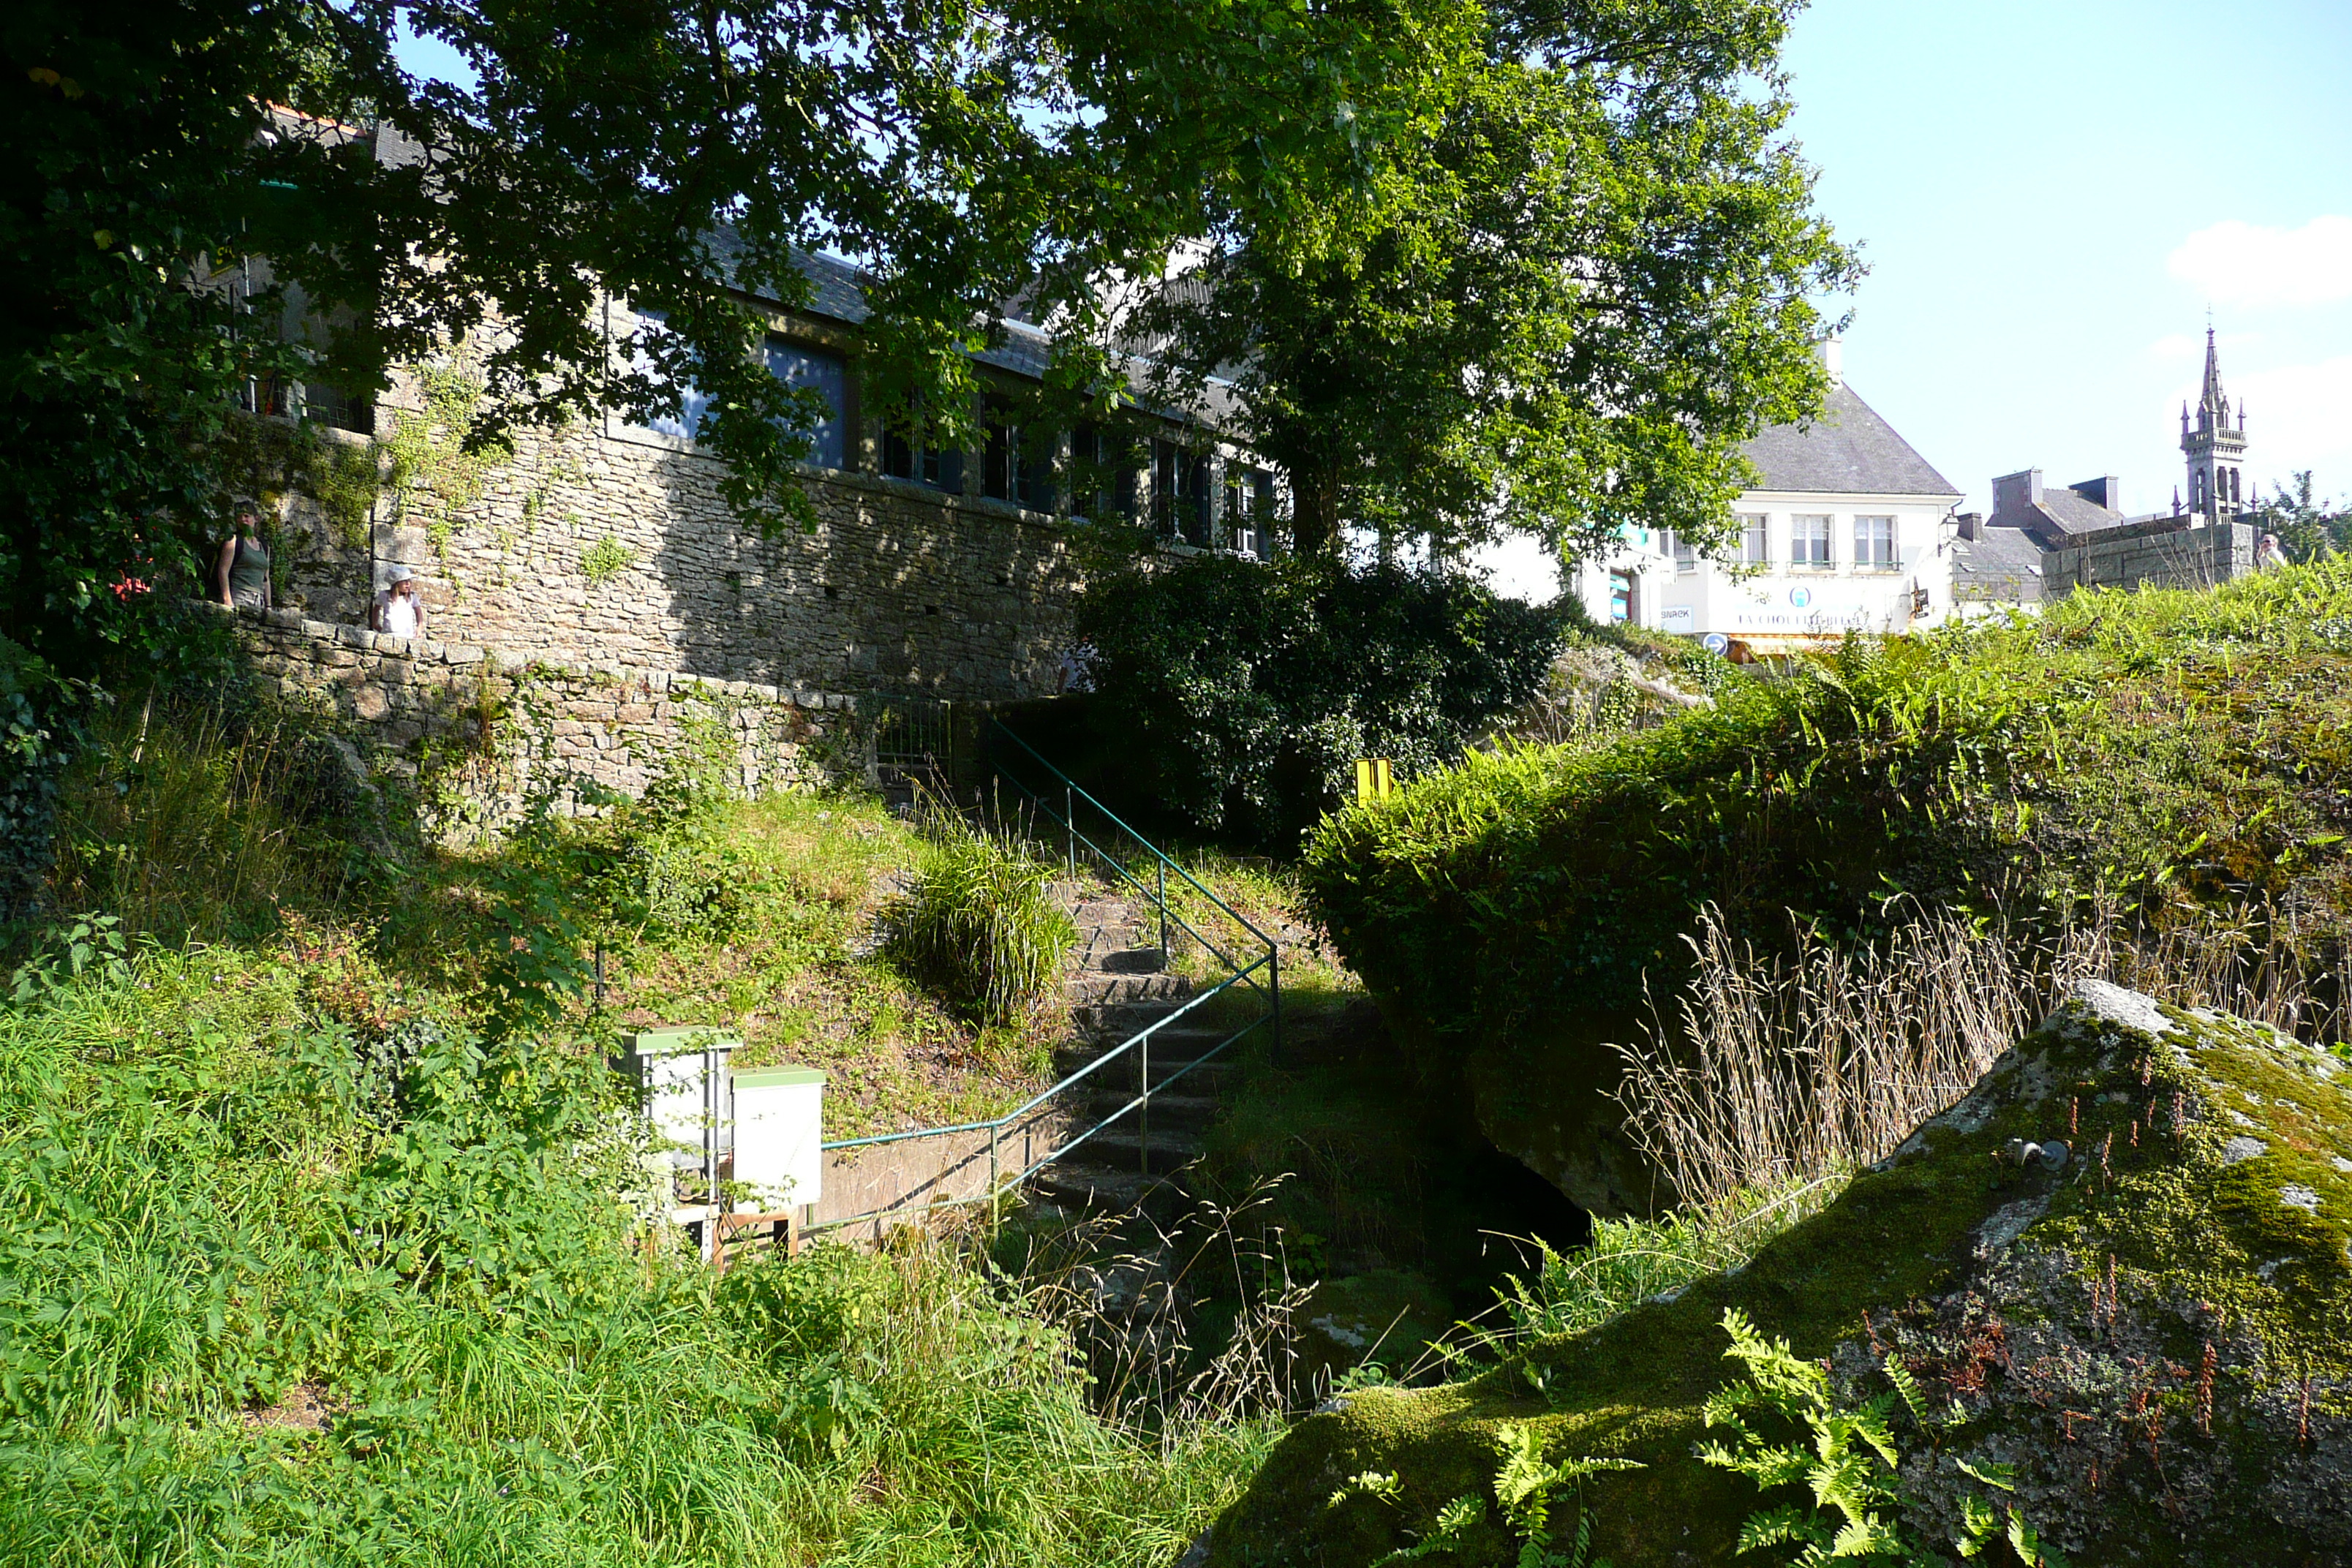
1356, 758, 1395, 804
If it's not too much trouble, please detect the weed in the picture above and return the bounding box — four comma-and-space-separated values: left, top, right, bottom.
580, 534, 635, 586
885, 807, 1076, 1025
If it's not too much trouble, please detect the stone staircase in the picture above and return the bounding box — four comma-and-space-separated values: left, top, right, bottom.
1028, 883, 1240, 1213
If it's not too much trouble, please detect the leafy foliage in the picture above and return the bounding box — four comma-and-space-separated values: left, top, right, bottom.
1341, 1422, 1641, 1567
885, 813, 1078, 1024
1302, 562, 2352, 1055
1700, 1309, 1927, 1566
2255, 470, 2352, 562
1077, 555, 1566, 846
1131, 0, 1855, 557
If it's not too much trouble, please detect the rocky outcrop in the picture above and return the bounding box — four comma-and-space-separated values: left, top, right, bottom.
1207, 982, 2352, 1566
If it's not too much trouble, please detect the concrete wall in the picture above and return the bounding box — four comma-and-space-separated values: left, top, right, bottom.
230, 604, 861, 832
2045, 519, 2255, 595
271, 376, 1086, 707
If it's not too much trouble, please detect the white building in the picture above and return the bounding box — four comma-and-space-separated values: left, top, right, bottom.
1568, 343, 1963, 646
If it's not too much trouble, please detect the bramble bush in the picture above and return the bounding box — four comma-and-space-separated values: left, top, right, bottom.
1075, 556, 1566, 848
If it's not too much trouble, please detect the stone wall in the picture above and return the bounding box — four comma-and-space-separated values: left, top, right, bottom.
271, 387, 1086, 706
2046, 518, 2255, 595
232, 605, 862, 832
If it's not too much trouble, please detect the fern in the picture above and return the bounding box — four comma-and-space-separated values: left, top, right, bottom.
1706, 1311, 2074, 1568
1699, 1309, 1936, 1567
1344, 1425, 1642, 1568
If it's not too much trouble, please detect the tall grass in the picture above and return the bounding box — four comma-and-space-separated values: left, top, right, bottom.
1613, 893, 2352, 1215
45, 692, 363, 945
0, 947, 1274, 1567
885, 807, 1077, 1025
1610, 901, 2037, 1210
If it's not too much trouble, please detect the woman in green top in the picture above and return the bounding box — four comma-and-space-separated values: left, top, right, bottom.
214, 503, 272, 612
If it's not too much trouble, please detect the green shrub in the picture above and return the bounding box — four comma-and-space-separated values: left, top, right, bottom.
1302, 562, 2352, 1054
886, 815, 1077, 1023
1075, 556, 1567, 848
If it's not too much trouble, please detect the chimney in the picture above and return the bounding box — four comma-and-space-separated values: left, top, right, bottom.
1991, 469, 2044, 521
2069, 475, 2122, 513
1954, 511, 1983, 540
1818, 334, 1844, 389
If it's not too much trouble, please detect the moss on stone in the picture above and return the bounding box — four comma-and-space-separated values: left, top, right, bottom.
1209, 984, 2352, 1567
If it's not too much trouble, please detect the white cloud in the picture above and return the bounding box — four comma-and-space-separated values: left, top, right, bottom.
2168, 216, 2352, 309
2230, 355, 2352, 495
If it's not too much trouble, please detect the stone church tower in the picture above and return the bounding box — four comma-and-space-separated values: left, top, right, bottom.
2179, 327, 2248, 519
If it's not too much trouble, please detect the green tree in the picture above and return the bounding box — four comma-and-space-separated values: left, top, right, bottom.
2255, 470, 2352, 561
1131, 0, 1858, 561
4, 0, 1485, 675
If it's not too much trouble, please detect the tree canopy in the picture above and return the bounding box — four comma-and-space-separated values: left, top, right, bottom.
3, 0, 1471, 671
1128, 0, 1858, 563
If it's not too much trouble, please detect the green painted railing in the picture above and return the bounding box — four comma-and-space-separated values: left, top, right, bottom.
806, 720, 1279, 1234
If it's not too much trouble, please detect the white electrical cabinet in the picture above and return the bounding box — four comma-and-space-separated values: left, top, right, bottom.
733, 1065, 826, 1209
617, 1029, 739, 1195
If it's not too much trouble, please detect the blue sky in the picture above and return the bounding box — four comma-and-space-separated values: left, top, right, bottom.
394, 1, 2352, 522
1787, 0, 2352, 517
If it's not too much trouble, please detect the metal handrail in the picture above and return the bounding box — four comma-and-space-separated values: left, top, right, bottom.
797, 721, 1281, 1237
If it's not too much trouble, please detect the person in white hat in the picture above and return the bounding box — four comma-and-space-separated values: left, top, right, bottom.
370, 565, 429, 638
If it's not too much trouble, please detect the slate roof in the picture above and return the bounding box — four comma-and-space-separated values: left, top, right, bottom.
1986, 483, 2127, 549
1950, 524, 2045, 605
708, 236, 1233, 420
1742, 383, 1961, 498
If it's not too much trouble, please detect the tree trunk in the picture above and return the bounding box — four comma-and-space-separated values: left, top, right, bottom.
1288, 461, 1342, 558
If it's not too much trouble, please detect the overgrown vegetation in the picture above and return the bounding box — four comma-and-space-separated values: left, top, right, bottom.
1305, 562, 2352, 1060
0, 945, 1277, 1566
1077, 555, 1566, 847
884, 809, 1077, 1025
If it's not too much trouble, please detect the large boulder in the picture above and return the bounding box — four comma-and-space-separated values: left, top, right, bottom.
1207, 983, 2352, 1566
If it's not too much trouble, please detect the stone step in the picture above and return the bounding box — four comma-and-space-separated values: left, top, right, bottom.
1077, 1091, 1221, 1131
1074, 1129, 1205, 1177
1064, 973, 1196, 1006
1052, 1054, 1235, 1093
1027, 1161, 1162, 1212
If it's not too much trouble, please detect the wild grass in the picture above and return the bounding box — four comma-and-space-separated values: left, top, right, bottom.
1610, 901, 2040, 1210
1475, 1175, 1842, 1356
0, 946, 1277, 1567
1613, 893, 2352, 1215
885, 805, 1077, 1025
45, 691, 365, 945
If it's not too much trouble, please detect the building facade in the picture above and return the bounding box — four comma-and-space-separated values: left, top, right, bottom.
1570, 342, 1963, 644
268, 249, 1276, 708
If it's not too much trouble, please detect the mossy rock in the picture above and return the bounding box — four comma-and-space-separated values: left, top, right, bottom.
1207, 983, 2352, 1566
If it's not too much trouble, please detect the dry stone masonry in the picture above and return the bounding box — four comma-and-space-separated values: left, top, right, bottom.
233, 606, 860, 831
273, 383, 1085, 706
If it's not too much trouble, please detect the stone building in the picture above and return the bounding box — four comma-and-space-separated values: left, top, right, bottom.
1951, 327, 2260, 615
269, 248, 1275, 709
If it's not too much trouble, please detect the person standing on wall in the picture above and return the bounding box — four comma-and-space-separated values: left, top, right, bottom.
370, 564, 428, 639
213, 501, 272, 612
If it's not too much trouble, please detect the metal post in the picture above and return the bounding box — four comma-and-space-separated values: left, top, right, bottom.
1270, 947, 1283, 1066
988, 1121, 1001, 1232
1065, 785, 1075, 876
1139, 1030, 1150, 1180
1157, 859, 1168, 962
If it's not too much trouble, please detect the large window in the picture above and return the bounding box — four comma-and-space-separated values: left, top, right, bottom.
1792, 514, 1832, 568
764, 337, 848, 469
620, 309, 714, 440
1854, 515, 1896, 572
1154, 440, 1211, 543
882, 421, 962, 494
981, 406, 1055, 511
1741, 514, 1769, 565
1070, 423, 1140, 522
1664, 529, 1698, 576
1223, 465, 1277, 556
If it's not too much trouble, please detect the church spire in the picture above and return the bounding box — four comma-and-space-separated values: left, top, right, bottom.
2180, 320, 2247, 519
2199, 325, 2228, 424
